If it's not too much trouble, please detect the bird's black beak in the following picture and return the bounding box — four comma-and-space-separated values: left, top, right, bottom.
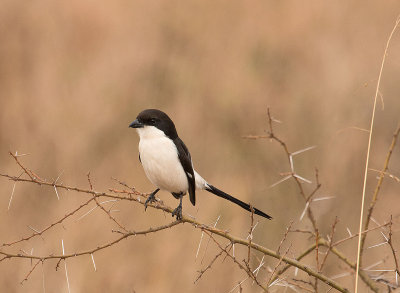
129, 119, 144, 128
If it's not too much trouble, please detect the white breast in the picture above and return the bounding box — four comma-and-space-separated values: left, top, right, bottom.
137, 126, 189, 194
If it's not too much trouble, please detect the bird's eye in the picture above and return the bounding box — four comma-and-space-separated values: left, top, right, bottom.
149, 118, 156, 124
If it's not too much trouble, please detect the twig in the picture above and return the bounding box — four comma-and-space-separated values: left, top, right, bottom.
277, 221, 294, 255
41, 261, 46, 293
288, 279, 314, 292
94, 197, 127, 232
264, 109, 319, 231
314, 229, 320, 292
267, 244, 292, 287
195, 242, 231, 283
247, 206, 255, 264
319, 217, 339, 272
9, 151, 35, 180
388, 216, 400, 278
87, 172, 93, 190
111, 177, 136, 192
369, 168, 400, 183
87, 172, 128, 231
359, 126, 400, 256
333, 221, 390, 247
204, 231, 268, 292
200, 215, 221, 264
316, 229, 320, 272
1, 221, 182, 262
20, 260, 41, 285
355, 16, 400, 293
2, 197, 95, 247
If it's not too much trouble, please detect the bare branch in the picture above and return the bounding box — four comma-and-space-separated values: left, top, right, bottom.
355, 15, 400, 292
360, 126, 400, 259
388, 216, 400, 278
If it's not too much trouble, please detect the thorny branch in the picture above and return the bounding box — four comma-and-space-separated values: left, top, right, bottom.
359, 126, 400, 264
0, 172, 350, 292
388, 216, 400, 279
244, 108, 320, 232
1, 111, 399, 292
1, 221, 182, 262
204, 231, 268, 292
87, 172, 129, 233
243, 109, 400, 292
0, 152, 350, 293
194, 242, 231, 283
319, 217, 339, 272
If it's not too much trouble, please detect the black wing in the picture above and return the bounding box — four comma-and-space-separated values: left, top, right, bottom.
174, 137, 196, 206
139, 153, 141, 163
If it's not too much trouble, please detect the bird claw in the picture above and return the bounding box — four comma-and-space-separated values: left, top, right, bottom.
144, 193, 157, 211
171, 205, 182, 220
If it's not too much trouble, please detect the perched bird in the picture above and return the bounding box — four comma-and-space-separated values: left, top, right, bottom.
129, 109, 272, 220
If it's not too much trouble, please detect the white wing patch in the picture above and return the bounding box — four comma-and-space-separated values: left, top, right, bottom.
194, 170, 208, 190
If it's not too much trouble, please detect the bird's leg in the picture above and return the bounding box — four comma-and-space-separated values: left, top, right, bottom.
171, 194, 183, 220
145, 188, 160, 211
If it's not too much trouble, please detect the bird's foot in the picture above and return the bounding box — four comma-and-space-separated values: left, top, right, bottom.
171, 205, 182, 220
144, 189, 159, 211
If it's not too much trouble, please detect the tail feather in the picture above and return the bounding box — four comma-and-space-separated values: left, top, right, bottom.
205, 184, 272, 220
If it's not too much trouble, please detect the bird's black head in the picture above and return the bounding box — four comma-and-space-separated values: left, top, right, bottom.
129, 109, 178, 139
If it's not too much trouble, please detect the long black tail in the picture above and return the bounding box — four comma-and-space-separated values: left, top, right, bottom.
205, 184, 272, 220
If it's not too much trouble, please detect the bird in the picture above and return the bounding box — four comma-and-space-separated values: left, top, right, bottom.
129, 109, 272, 220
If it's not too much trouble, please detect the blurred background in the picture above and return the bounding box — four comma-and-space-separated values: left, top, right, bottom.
0, 0, 399, 292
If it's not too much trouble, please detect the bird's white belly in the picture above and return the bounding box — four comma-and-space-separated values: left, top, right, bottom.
139, 136, 188, 194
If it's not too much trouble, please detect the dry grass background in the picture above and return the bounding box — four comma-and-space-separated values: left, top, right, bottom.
0, 1, 400, 292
